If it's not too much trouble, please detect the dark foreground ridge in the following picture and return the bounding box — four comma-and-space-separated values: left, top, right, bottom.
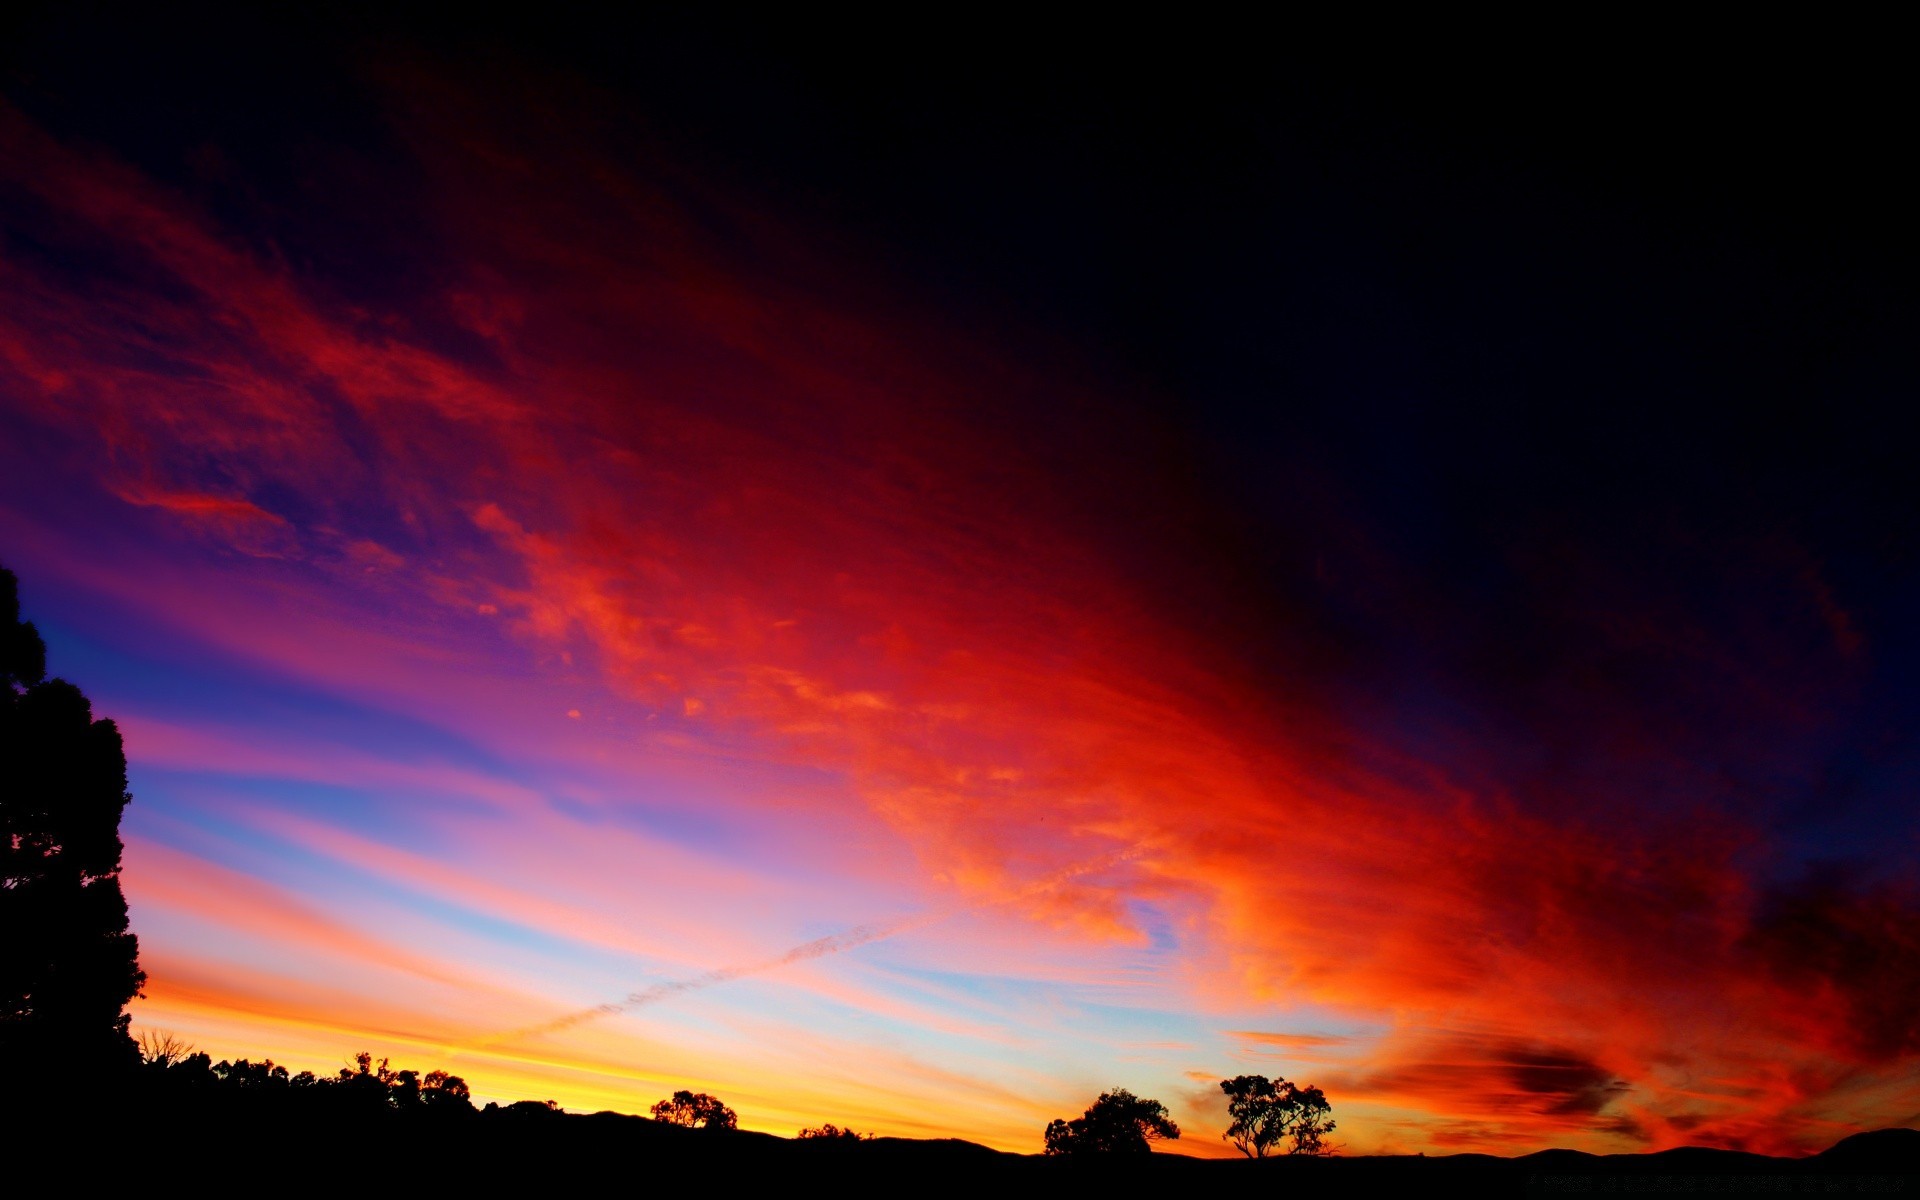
10, 1093, 1914, 1195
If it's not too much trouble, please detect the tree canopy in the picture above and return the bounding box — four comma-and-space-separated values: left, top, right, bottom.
0, 565, 145, 1085
1220, 1074, 1336, 1157
650, 1090, 737, 1130
1043, 1088, 1180, 1156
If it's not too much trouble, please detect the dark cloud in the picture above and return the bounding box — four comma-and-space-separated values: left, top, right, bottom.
1502, 1048, 1630, 1117
1743, 868, 1920, 1061
1339, 1036, 1630, 1125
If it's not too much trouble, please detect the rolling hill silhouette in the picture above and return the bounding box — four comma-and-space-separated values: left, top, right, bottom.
9, 1089, 1912, 1193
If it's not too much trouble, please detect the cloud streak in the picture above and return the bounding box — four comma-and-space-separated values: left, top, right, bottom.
464, 846, 1149, 1049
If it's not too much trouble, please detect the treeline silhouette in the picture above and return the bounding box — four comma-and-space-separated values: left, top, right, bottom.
38, 1034, 1920, 1192
133, 1037, 483, 1115
132, 1036, 894, 1141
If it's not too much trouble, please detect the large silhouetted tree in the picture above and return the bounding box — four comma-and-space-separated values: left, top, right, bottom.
650, 1089, 737, 1130
1220, 1074, 1337, 1157
1042, 1088, 1180, 1156
0, 566, 145, 1087
1285, 1083, 1336, 1155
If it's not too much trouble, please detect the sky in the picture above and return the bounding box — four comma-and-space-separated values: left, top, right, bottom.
3, 11, 1918, 1156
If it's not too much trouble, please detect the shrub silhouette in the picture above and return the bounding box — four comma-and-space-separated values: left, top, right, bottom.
1220, 1074, 1336, 1156
0, 565, 145, 1088
798, 1122, 869, 1141
1043, 1088, 1180, 1156
651, 1089, 737, 1130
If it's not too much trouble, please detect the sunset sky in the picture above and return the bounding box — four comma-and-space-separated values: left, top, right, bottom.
3, 13, 1916, 1156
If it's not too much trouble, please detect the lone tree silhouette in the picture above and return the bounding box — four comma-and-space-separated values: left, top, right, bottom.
0, 566, 145, 1087
1220, 1074, 1336, 1157
1043, 1088, 1180, 1156
650, 1089, 737, 1130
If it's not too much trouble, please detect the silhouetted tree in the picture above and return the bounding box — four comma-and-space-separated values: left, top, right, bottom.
798, 1122, 869, 1141
318, 1050, 474, 1113
1042, 1088, 1180, 1156
421, 1069, 475, 1113
390, 1068, 424, 1107
137, 1028, 194, 1069
338, 1051, 399, 1110
160, 1051, 217, 1090
0, 566, 145, 1086
1285, 1083, 1336, 1155
650, 1089, 737, 1130
1220, 1074, 1336, 1157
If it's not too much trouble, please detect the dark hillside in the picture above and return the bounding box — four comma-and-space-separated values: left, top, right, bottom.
9, 1090, 1912, 1195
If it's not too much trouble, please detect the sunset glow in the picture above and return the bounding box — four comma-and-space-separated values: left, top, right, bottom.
4, 25, 1916, 1159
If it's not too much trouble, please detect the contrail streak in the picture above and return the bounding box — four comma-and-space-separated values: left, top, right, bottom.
454, 844, 1146, 1054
